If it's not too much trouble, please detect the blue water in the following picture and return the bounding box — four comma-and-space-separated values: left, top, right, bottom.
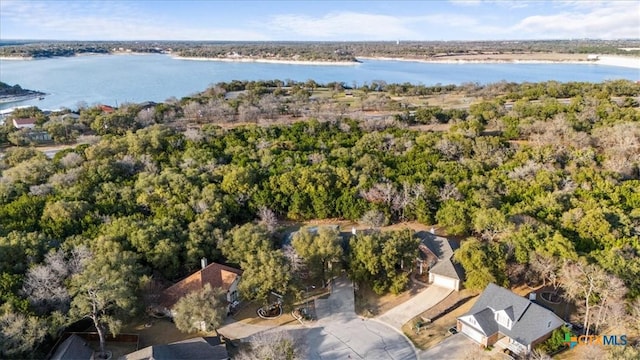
1, 54, 638, 110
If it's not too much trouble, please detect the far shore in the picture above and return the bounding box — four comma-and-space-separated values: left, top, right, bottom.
2, 52, 637, 69
357, 53, 640, 69
0, 56, 34, 61
171, 55, 360, 66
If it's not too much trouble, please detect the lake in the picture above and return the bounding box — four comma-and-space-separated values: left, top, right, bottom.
1, 54, 638, 110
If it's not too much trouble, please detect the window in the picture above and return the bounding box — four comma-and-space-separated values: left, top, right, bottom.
495, 311, 512, 329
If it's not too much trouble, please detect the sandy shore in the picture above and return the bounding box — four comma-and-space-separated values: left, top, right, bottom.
172, 55, 360, 66
595, 56, 640, 69
358, 53, 640, 69
0, 56, 34, 61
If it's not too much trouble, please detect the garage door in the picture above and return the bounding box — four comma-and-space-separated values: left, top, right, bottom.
461, 324, 485, 344
432, 274, 457, 290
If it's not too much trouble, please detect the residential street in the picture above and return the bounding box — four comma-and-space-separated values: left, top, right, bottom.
240, 276, 418, 360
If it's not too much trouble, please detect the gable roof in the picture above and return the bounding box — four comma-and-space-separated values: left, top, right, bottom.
122, 336, 228, 360
13, 118, 37, 126
459, 283, 564, 346
160, 263, 242, 309
50, 334, 93, 360
420, 232, 463, 280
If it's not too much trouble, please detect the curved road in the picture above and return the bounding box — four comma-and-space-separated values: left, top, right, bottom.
239, 276, 417, 360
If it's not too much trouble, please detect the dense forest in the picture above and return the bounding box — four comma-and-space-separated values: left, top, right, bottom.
1, 79, 639, 358
1, 39, 639, 59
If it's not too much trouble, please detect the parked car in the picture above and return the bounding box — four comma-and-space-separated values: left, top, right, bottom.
448, 327, 458, 335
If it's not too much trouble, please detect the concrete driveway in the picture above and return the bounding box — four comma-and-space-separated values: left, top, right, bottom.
377, 286, 452, 329
313, 276, 416, 359
420, 333, 477, 360
249, 276, 417, 360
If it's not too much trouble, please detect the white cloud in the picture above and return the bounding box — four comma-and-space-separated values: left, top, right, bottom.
268, 12, 420, 40
512, 2, 640, 39
0, 0, 268, 40
449, 0, 482, 6
450, 0, 529, 9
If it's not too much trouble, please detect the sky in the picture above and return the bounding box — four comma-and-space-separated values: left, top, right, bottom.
0, 0, 638, 41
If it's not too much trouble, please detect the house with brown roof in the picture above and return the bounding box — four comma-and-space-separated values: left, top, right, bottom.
159, 259, 242, 318
12, 117, 37, 129
99, 105, 115, 114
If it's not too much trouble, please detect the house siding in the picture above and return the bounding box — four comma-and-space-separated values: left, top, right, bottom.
486, 332, 500, 346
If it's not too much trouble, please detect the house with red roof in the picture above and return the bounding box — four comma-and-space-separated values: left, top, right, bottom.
158, 259, 242, 318
12, 117, 37, 129
99, 105, 115, 114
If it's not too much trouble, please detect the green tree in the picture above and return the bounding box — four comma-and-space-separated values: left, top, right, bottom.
348, 231, 418, 295
238, 250, 292, 305
219, 224, 272, 266
436, 200, 472, 235
68, 243, 139, 357
453, 238, 496, 291
291, 226, 343, 286
172, 283, 227, 333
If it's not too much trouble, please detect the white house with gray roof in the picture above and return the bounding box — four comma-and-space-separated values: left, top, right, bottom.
457, 283, 564, 355
417, 232, 464, 291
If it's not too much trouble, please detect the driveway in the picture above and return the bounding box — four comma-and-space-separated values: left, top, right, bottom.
420, 333, 477, 360
246, 276, 417, 360
377, 286, 452, 329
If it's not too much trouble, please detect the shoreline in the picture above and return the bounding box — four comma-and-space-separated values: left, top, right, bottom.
0, 93, 46, 104
0, 56, 34, 61
356, 55, 640, 69
171, 55, 360, 66
2, 53, 637, 69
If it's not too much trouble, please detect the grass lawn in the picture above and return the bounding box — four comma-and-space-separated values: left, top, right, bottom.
402, 290, 478, 350
231, 302, 299, 327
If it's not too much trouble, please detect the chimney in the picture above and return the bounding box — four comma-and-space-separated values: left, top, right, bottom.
352, 227, 357, 235
201, 257, 208, 269
430, 227, 435, 234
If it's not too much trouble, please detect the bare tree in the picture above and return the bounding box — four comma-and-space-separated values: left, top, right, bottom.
59, 152, 84, 169
135, 108, 156, 127
361, 209, 387, 229
560, 260, 625, 336
257, 206, 278, 233
238, 103, 261, 123
530, 349, 552, 360
21, 247, 90, 314
591, 275, 626, 334
439, 183, 462, 201
529, 252, 559, 289
235, 330, 305, 360
360, 182, 397, 205
0, 311, 47, 358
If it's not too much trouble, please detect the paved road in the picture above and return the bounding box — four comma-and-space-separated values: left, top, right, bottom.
243, 276, 417, 360
377, 286, 452, 330
312, 276, 416, 359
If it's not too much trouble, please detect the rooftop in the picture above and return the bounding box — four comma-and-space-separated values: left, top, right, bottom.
160, 262, 242, 309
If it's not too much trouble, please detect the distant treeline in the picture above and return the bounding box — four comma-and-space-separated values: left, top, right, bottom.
1, 39, 639, 59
